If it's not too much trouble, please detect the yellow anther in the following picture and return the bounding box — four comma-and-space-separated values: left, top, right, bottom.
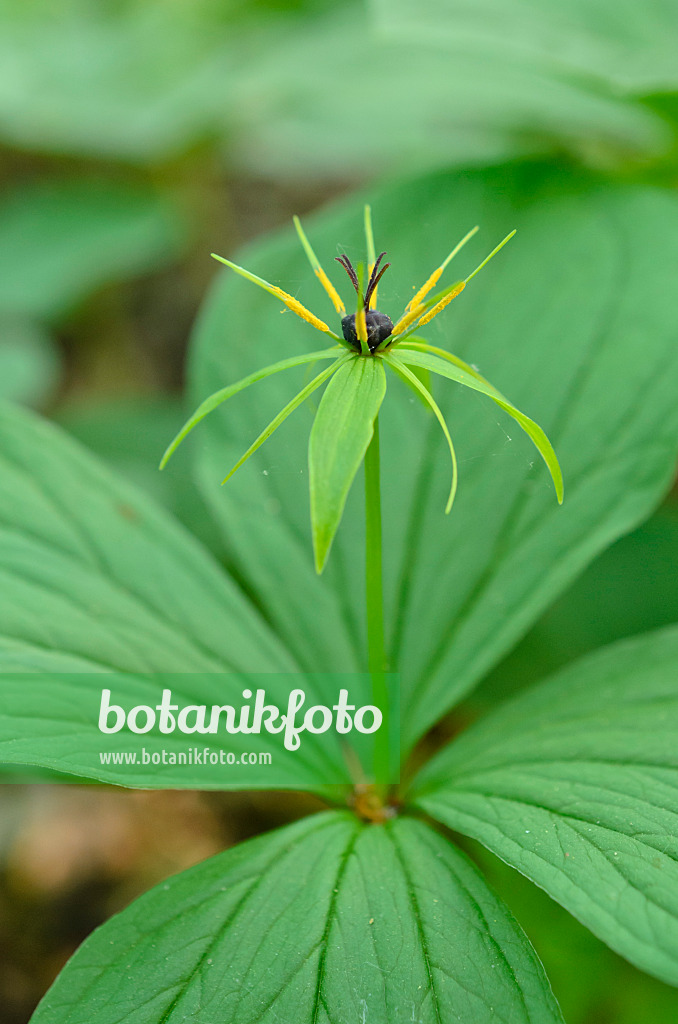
417, 282, 466, 327
276, 291, 333, 333
293, 215, 346, 315
211, 253, 333, 335
404, 225, 478, 314
356, 307, 368, 347
404, 267, 444, 314
391, 303, 426, 337
315, 267, 345, 315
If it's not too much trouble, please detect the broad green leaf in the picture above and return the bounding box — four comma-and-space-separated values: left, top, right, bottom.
31, 811, 563, 1024
0, 401, 303, 782
470, 836, 678, 1024
0, 402, 400, 790
411, 625, 678, 986
0, 1, 668, 172
56, 396, 225, 556
469, 501, 678, 713
0, 317, 60, 405
0, 178, 186, 321
0, 668, 378, 790
373, 0, 678, 93
0, 401, 289, 674
234, 5, 670, 178
0, 0, 243, 161
309, 355, 386, 572
394, 344, 563, 502
189, 164, 678, 750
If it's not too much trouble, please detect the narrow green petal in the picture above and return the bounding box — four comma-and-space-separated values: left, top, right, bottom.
211, 253, 281, 296
385, 354, 458, 514
364, 204, 377, 269
159, 348, 344, 469
211, 253, 342, 340
388, 231, 515, 345
222, 356, 350, 485
397, 344, 564, 503
309, 355, 387, 573
464, 229, 516, 284
399, 338, 497, 386
293, 216, 346, 316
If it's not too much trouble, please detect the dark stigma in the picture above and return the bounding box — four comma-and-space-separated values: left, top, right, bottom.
341, 311, 393, 353
335, 252, 393, 353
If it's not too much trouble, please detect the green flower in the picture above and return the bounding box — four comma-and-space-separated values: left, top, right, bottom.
161, 207, 563, 573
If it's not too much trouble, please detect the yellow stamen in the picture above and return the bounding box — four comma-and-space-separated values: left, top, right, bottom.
211, 253, 333, 334
405, 267, 444, 314
293, 216, 346, 315
275, 291, 333, 333
356, 306, 368, 348
404, 225, 479, 314
315, 267, 345, 315
391, 303, 426, 337
417, 282, 466, 327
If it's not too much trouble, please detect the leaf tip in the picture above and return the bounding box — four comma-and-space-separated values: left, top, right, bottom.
313, 538, 330, 575
158, 442, 176, 471
551, 461, 564, 504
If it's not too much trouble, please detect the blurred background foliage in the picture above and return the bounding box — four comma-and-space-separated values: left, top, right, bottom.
1, 0, 678, 1020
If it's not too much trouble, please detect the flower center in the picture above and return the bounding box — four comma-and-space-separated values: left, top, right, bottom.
341, 310, 393, 353
335, 251, 392, 353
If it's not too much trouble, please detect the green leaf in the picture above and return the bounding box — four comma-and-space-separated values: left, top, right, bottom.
0, 178, 186, 321
189, 164, 678, 750
0, 317, 60, 405
0, 667, 376, 789
309, 355, 386, 572
468, 501, 678, 713
57, 396, 225, 556
0, 0, 245, 161
394, 343, 563, 503
0, 401, 288, 675
233, 5, 669, 178
31, 811, 563, 1024
0, 1, 668, 173
0, 402, 399, 791
0, 400, 305, 784
411, 625, 678, 986
373, 0, 678, 94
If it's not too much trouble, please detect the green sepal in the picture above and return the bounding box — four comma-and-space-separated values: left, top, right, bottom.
159, 346, 344, 469
396, 342, 564, 503
223, 355, 349, 484
385, 353, 458, 512
309, 354, 386, 573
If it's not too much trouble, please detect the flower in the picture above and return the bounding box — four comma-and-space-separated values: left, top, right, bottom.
161, 207, 563, 572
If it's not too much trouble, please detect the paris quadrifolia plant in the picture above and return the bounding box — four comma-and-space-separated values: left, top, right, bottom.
161, 207, 563, 697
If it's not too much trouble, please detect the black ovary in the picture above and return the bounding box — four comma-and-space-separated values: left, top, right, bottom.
341, 311, 393, 353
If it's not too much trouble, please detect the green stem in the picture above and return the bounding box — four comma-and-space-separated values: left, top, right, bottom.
364, 416, 390, 785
